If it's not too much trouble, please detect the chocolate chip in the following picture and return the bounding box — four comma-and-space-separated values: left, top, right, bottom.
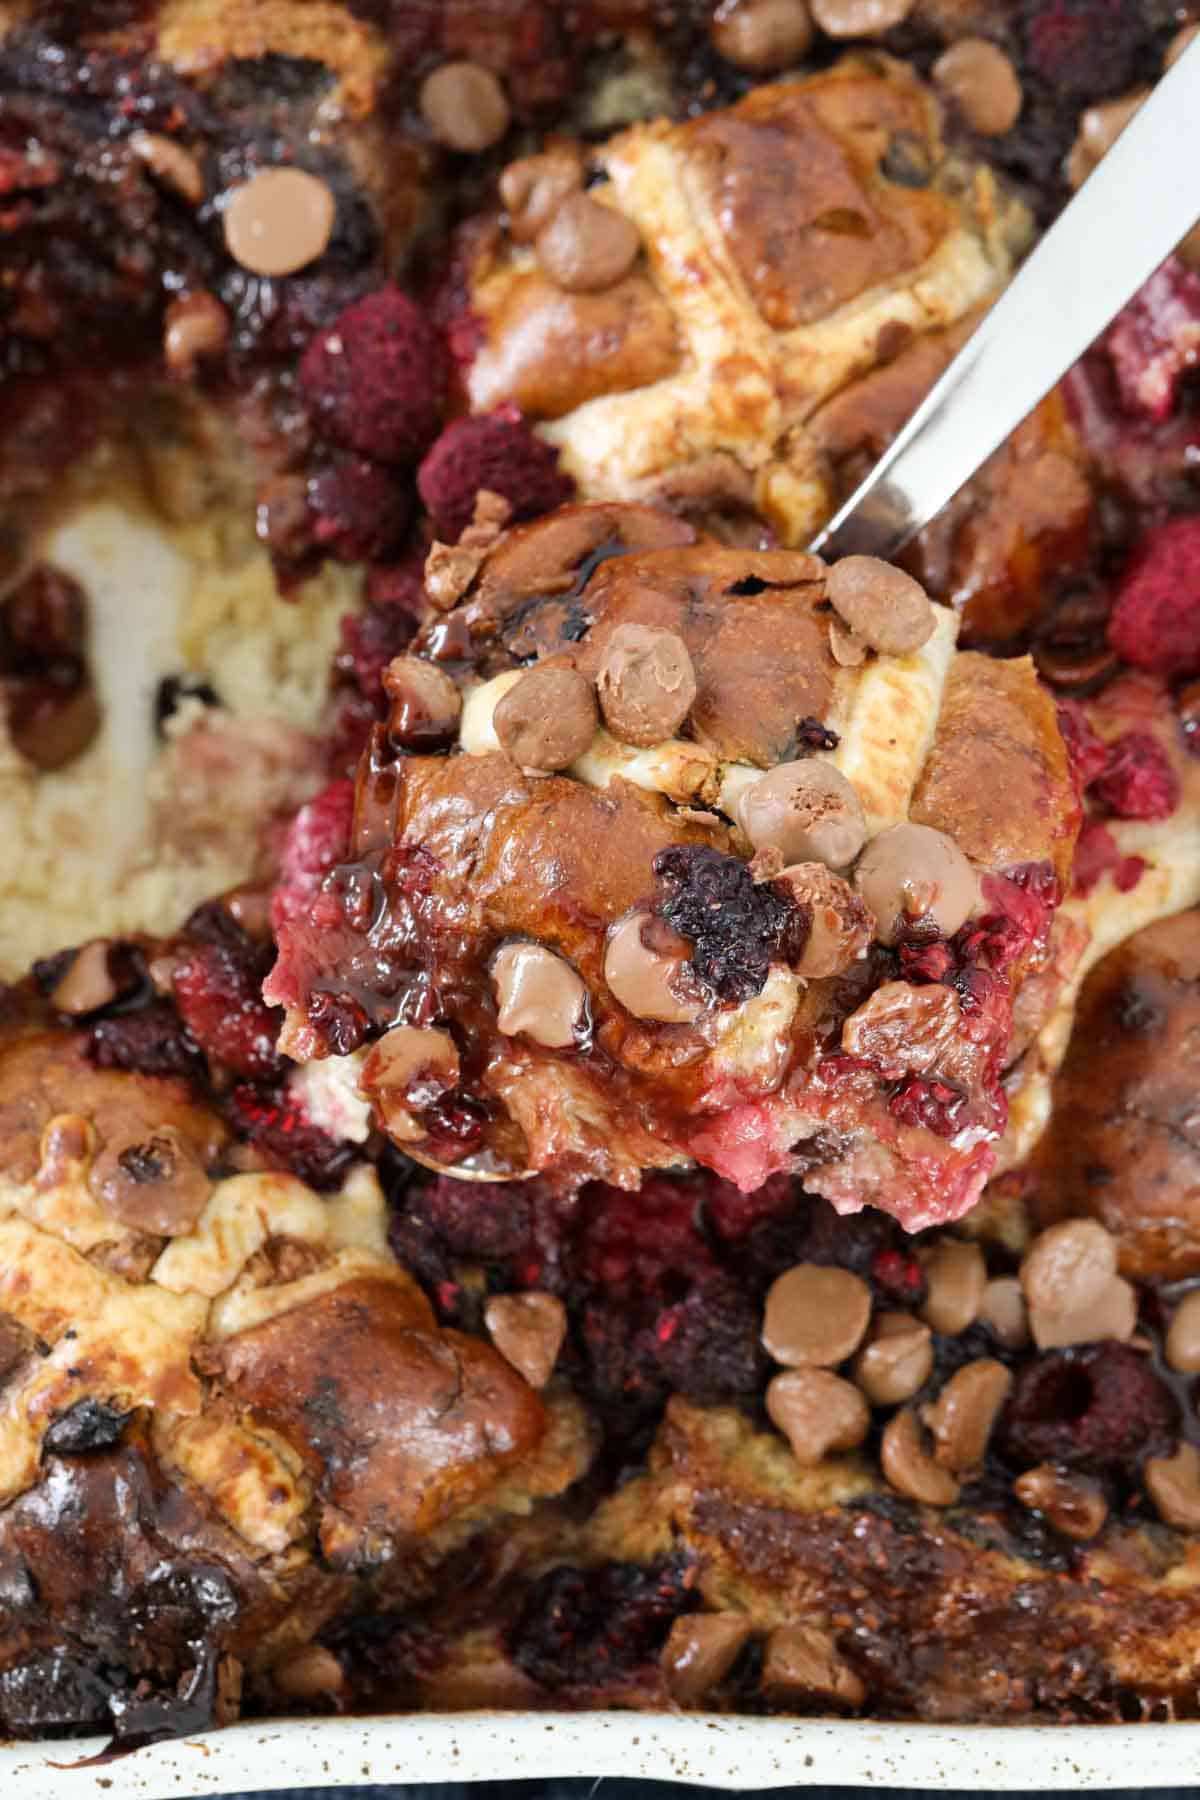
596, 623, 696, 748
826, 556, 935, 657
762, 1263, 872, 1368
977, 1276, 1029, 1349
1166, 1289, 1200, 1375
484, 1291, 567, 1389
766, 1367, 870, 1464
880, 1406, 960, 1506
1028, 1274, 1137, 1351
163, 291, 228, 378
771, 862, 873, 978
50, 940, 118, 1016
853, 822, 978, 946
1013, 1464, 1107, 1540
130, 130, 205, 204
500, 151, 583, 244
603, 911, 704, 1025
419, 61, 510, 153
535, 193, 641, 294
661, 1613, 753, 1703
1020, 1219, 1116, 1319
852, 1311, 933, 1406
761, 1624, 865, 1708
90, 1125, 212, 1238
810, 0, 913, 38
919, 1239, 986, 1337
493, 664, 598, 771
223, 167, 336, 277
931, 38, 1023, 137
1144, 1441, 1200, 1530
738, 761, 866, 869
360, 1024, 461, 1143
709, 0, 814, 72
921, 1358, 1012, 1472
491, 942, 587, 1048
383, 655, 462, 749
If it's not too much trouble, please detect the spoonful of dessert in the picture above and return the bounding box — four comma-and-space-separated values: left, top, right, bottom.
811, 35, 1200, 563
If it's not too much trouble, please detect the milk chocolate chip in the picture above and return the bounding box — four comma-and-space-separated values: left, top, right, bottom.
773, 863, 873, 977
826, 557, 935, 656
1144, 1441, 1200, 1530
921, 1358, 1012, 1472
931, 38, 1023, 136
535, 193, 641, 293
1166, 1289, 1200, 1375
493, 665, 598, 770
164, 291, 229, 378
661, 1613, 753, 1703
1013, 1464, 1107, 1540
762, 1263, 872, 1367
852, 1311, 933, 1406
880, 1406, 960, 1506
766, 1368, 870, 1465
709, 0, 814, 71
500, 151, 583, 244
853, 822, 978, 945
811, 0, 913, 38
596, 623, 697, 747
739, 762, 866, 869
1020, 1219, 1116, 1318
360, 1025, 460, 1141
920, 1239, 986, 1336
604, 911, 704, 1024
1028, 1275, 1137, 1351
484, 1291, 567, 1388
761, 1624, 865, 1708
491, 942, 587, 1048
130, 130, 205, 204
51, 940, 119, 1016
977, 1276, 1029, 1349
383, 655, 463, 749
223, 168, 336, 277
90, 1125, 212, 1237
419, 61, 511, 153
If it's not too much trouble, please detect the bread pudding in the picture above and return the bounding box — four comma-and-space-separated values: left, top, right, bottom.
2, 0, 1200, 1751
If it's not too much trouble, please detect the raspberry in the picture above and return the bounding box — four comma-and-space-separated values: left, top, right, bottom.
1021, 0, 1143, 98
336, 603, 418, 702
224, 1083, 356, 1192
1104, 259, 1200, 423
1056, 699, 1109, 793
888, 1076, 968, 1139
364, 555, 426, 614
654, 844, 803, 1003
299, 286, 442, 466
88, 1002, 202, 1081
1108, 516, 1200, 676
270, 779, 354, 936
307, 458, 412, 564
997, 1343, 1180, 1475
506, 1558, 692, 1691
869, 1246, 928, 1310
1091, 729, 1180, 821
1072, 820, 1146, 896
417, 408, 573, 542
173, 924, 284, 1082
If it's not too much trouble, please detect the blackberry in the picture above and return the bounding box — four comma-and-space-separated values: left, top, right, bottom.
506, 1557, 692, 1691
653, 844, 801, 1002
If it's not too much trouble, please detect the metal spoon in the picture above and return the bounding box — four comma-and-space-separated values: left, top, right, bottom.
810, 36, 1200, 563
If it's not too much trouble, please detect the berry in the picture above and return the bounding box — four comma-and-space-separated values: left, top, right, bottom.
1072, 820, 1146, 896
88, 1001, 203, 1080
1056, 699, 1109, 793
1104, 259, 1200, 423
173, 921, 284, 1082
299, 286, 442, 465
224, 1083, 356, 1191
270, 779, 354, 935
1108, 517, 1200, 676
336, 602, 418, 702
1091, 729, 1180, 821
653, 844, 802, 1003
307, 457, 412, 563
506, 1558, 692, 1690
1021, 0, 1143, 99
888, 1075, 968, 1139
997, 1343, 1179, 1475
417, 408, 572, 542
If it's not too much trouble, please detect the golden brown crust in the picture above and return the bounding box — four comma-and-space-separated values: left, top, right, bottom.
910, 652, 1079, 882
217, 1274, 547, 1561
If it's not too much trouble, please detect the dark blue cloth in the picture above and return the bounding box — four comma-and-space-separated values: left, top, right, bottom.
214, 1785, 1192, 1799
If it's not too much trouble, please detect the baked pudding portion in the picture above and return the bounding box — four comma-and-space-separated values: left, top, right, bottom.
451, 57, 1031, 545
266, 502, 1079, 1229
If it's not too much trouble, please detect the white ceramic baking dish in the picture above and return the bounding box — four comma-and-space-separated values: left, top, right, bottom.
3, 1713, 1200, 1794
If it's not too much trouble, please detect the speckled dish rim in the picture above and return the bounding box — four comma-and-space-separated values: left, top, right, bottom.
3, 1712, 1200, 1794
